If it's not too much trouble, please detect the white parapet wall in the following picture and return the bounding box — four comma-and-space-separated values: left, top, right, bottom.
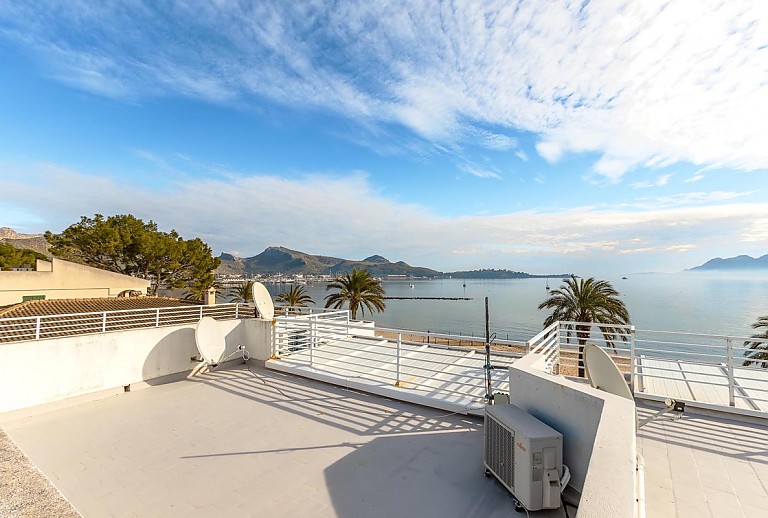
508, 354, 638, 518
0, 317, 272, 413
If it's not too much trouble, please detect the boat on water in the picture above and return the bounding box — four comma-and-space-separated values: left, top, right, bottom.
409, 283, 415, 289
545, 278, 550, 291
622, 276, 628, 280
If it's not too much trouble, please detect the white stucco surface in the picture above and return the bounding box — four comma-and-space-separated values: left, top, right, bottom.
508, 354, 638, 518
0, 318, 271, 413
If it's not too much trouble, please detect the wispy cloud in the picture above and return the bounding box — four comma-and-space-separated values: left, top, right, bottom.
2, 1, 767, 182
458, 164, 503, 180
631, 173, 674, 189
1, 161, 766, 273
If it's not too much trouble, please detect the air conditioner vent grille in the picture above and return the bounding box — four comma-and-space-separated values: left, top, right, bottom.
485, 413, 514, 489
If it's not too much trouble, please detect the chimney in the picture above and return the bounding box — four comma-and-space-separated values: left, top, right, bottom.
204, 287, 217, 305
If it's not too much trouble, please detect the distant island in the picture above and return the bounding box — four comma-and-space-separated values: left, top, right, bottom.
688, 254, 768, 271
444, 269, 572, 279
217, 246, 570, 279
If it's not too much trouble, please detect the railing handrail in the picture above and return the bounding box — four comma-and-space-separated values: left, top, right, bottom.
0, 302, 252, 344
374, 326, 526, 347
0, 301, 245, 324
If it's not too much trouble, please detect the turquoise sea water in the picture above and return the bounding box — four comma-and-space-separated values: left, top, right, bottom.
265, 273, 768, 342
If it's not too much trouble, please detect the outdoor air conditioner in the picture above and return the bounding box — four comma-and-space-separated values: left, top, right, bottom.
484, 403, 563, 512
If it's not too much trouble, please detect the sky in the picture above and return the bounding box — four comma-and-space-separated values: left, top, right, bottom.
0, 0, 766, 275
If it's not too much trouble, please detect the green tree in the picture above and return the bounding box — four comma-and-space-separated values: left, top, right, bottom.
538, 275, 631, 377
45, 214, 148, 274
275, 284, 315, 311
743, 316, 768, 368
45, 214, 220, 296
229, 280, 255, 303
325, 268, 385, 320
0, 243, 48, 270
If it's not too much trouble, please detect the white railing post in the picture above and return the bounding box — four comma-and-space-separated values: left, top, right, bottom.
396, 333, 402, 386
35, 316, 41, 340
102, 312, 107, 333
199, 305, 204, 320
726, 337, 735, 407
346, 311, 350, 337
235, 304, 239, 319
272, 319, 277, 358
155, 308, 160, 327
629, 325, 636, 392
309, 317, 315, 368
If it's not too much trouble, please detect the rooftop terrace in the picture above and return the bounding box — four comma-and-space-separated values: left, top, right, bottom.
1, 365, 765, 517
0, 304, 766, 517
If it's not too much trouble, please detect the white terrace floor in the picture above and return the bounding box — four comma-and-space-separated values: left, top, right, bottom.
1, 365, 766, 518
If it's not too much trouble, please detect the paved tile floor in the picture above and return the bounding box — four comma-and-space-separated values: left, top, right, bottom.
3, 365, 766, 517
1, 365, 566, 518
637, 403, 768, 518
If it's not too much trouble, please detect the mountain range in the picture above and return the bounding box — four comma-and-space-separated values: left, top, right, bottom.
688, 254, 768, 271
0, 227, 49, 256
217, 246, 441, 277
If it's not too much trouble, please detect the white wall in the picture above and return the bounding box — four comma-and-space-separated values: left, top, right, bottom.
508, 354, 637, 518
0, 318, 272, 413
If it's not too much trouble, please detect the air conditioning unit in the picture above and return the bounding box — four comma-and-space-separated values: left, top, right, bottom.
484, 403, 563, 511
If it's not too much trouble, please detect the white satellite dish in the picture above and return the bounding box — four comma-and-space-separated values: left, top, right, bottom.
584, 343, 633, 401
251, 281, 274, 320
195, 316, 226, 366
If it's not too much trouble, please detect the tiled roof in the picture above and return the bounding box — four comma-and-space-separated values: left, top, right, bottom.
0, 297, 200, 319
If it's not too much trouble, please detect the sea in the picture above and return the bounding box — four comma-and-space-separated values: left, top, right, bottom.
264, 272, 768, 342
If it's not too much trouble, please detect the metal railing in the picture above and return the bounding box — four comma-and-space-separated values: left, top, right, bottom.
273, 309, 351, 357
526, 321, 560, 373
538, 321, 768, 413
271, 313, 521, 402
0, 303, 253, 343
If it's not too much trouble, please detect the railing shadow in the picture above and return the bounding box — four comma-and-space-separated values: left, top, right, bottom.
637, 404, 768, 465
187, 365, 478, 437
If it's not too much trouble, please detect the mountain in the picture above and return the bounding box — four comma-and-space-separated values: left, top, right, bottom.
0, 227, 50, 257
217, 246, 441, 277
688, 254, 768, 271
446, 269, 572, 279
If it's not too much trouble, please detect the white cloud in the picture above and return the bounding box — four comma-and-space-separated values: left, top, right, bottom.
1, 162, 766, 274
631, 173, 673, 189
459, 164, 502, 180
3, 1, 767, 181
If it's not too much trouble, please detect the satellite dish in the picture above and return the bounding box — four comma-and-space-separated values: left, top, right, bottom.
195, 317, 226, 366
251, 281, 274, 320
584, 343, 633, 401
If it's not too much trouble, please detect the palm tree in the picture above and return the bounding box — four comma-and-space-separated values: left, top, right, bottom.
229, 280, 255, 303
325, 268, 385, 320
275, 284, 315, 312
538, 275, 631, 377
183, 279, 221, 302
743, 315, 768, 368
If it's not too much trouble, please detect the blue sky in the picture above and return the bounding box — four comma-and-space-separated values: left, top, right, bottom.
0, 1, 766, 275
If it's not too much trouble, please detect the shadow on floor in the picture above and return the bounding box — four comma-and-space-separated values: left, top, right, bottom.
188, 365, 478, 437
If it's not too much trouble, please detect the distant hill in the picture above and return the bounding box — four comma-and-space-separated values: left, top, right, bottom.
446, 269, 572, 279
217, 246, 441, 277
688, 254, 768, 271
0, 227, 50, 257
